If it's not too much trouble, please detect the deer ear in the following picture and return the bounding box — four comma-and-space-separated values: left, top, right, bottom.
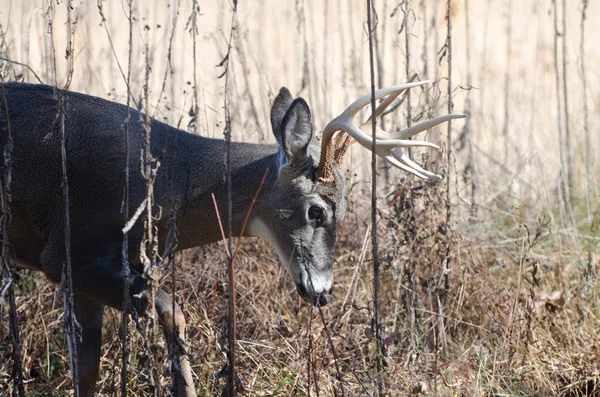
270, 87, 294, 146
279, 98, 313, 166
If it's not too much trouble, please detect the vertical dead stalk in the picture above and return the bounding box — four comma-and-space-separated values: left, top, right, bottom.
373, 0, 383, 120
304, 265, 345, 395
581, 0, 590, 217
297, 0, 313, 106
404, 1, 419, 349
420, 0, 428, 101
461, 0, 476, 216
140, 26, 162, 395
322, 1, 328, 113
375, 0, 391, 184
186, 0, 201, 133
561, 0, 572, 195
552, 0, 568, 226
47, 0, 80, 394
366, 1, 384, 395
477, 0, 491, 165
0, 76, 25, 397
233, 38, 263, 140
501, 0, 513, 163
157, 1, 183, 391
217, 1, 239, 394
444, 0, 453, 294
120, 0, 134, 395
403, 1, 412, 151
317, 304, 345, 396
305, 309, 313, 397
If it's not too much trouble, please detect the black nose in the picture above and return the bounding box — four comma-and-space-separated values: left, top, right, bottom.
295, 283, 332, 307
317, 293, 331, 307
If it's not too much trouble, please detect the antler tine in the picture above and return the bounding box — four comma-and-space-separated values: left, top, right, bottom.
317, 79, 429, 182
329, 80, 429, 133
384, 154, 432, 180
391, 148, 441, 181
368, 73, 420, 121
392, 113, 467, 140
316, 78, 466, 183
319, 79, 429, 148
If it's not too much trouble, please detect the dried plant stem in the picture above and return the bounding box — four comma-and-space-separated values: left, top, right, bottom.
366, 1, 384, 395
478, 0, 491, 159
0, 75, 25, 397
375, 0, 390, 183
581, 0, 591, 217
0, 57, 42, 84
552, 0, 568, 234
336, 0, 348, 105
234, 37, 263, 140
322, 1, 328, 113
120, 1, 134, 395
431, 0, 442, 110
138, 18, 162, 395
317, 305, 345, 396
501, 0, 513, 163
48, 0, 80, 394
302, 262, 345, 395
296, 0, 310, 96
463, 0, 476, 216
404, 0, 412, 150
152, 0, 179, 121
561, 0, 572, 196
188, 0, 200, 133
420, 0, 428, 104
444, 0, 453, 294
403, 0, 412, 130
219, 2, 239, 394
405, 2, 419, 348
96, 3, 140, 110
347, 0, 360, 89
306, 309, 314, 397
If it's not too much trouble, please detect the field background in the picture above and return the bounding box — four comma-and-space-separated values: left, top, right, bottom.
1, 0, 600, 395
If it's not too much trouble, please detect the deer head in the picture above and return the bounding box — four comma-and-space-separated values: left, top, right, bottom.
249, 78, 465, 307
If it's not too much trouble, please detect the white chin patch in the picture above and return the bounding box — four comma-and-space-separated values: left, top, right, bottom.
247, 218, 294, 272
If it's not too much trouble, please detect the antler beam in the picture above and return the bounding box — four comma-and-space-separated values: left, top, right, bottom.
316, 76, 467, 183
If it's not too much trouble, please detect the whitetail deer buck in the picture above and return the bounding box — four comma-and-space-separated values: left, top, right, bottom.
0, 79, 464, 396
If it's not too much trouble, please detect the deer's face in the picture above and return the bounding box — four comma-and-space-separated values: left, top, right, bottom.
248, 88, 346, 307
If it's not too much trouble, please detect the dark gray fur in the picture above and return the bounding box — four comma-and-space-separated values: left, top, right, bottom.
0, 83, 346, 396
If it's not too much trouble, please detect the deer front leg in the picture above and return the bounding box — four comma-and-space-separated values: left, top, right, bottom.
154, 289, 196, 397
42, 235, 197, 397
87, 274, 196, 397
126, 277, 196, 397
74, 293, 105, 397
77, 276, 196, 397
42, 250, 196, 397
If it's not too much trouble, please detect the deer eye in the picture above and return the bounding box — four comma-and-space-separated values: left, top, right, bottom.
308, 205, 325, 226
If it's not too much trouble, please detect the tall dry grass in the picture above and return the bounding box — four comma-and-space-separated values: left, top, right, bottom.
1, 0, 599, 395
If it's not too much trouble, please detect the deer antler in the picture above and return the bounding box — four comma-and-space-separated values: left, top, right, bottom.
316, 75, 467, 183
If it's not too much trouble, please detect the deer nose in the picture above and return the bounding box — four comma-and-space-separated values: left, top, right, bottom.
296, 283, 333, 307
317, 293, 331, 307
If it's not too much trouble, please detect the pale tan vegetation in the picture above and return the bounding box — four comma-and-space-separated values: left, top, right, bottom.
1, 0, 599, 395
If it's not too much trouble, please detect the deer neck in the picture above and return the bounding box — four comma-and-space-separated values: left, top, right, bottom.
170, 133, 279, 251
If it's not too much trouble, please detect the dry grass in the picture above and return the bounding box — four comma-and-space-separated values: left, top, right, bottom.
1, 0, 600, 396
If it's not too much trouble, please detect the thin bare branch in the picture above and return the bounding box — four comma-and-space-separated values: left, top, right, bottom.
0, 70, 25, 397
366, 1, 384, 395
218, 2, 239, 394
120, 0, 134, 395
